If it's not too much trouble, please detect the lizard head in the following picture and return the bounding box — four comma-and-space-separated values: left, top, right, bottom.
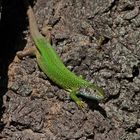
78, 84, 104, 101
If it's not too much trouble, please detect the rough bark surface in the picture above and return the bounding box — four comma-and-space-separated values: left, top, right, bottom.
0, 0, 140, 139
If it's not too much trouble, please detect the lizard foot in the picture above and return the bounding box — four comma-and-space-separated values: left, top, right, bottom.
16, 47, 37, 59
76, 100, 85, 108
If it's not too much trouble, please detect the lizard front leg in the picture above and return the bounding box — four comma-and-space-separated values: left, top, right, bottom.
70, 90, 85, 108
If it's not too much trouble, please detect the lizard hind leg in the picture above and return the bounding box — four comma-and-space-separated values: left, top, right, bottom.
16, 46, 38, 59
42, 25, 52, 43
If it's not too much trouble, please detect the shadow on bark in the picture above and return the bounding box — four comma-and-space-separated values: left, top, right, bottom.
0, 0, 36, 132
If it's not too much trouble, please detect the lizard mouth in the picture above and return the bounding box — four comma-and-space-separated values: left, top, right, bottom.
78, 86, 104, 100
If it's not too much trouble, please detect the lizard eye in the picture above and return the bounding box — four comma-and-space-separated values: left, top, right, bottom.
93, 89, 96, 92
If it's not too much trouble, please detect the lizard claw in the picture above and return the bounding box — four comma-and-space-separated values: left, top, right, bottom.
76, 100, 85, 108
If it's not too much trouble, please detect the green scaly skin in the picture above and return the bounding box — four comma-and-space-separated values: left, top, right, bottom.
17, 2, 104, 107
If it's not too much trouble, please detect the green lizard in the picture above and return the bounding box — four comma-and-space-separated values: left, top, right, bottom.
17, 1, 104, 107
